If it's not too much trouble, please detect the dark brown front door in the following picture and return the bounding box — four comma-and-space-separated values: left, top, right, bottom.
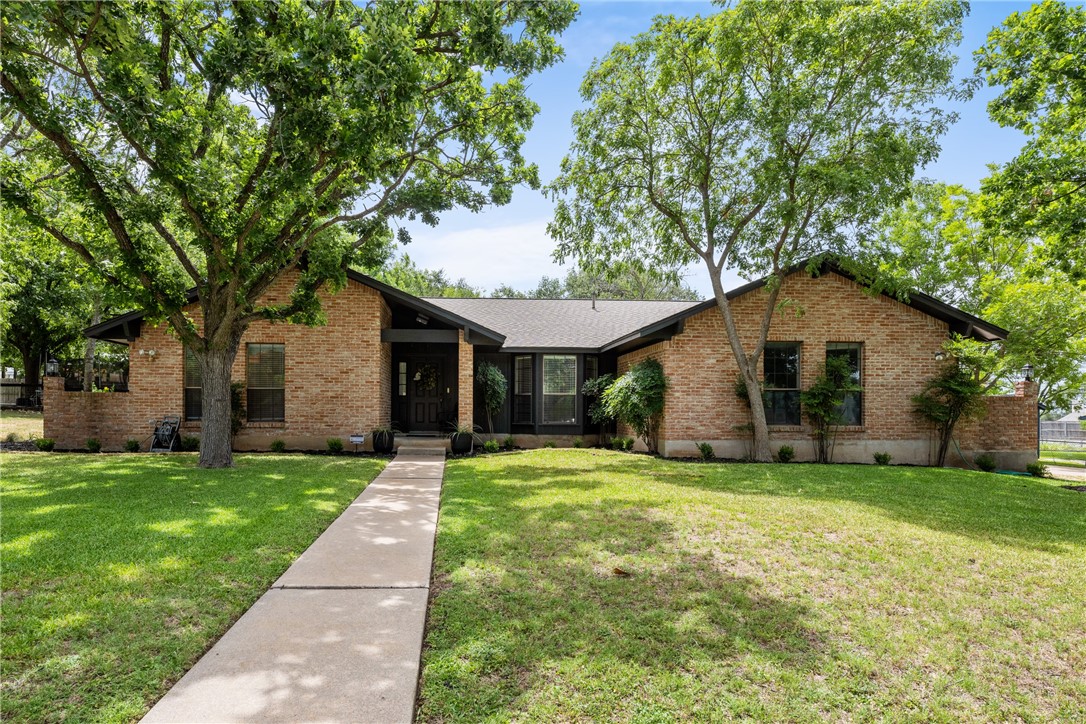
409, 357, 444, 432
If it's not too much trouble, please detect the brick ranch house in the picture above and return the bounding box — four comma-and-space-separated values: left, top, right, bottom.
45, 260, 1038, 468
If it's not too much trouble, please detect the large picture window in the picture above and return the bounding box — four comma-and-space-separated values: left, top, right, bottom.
183, 348, 202, 421
513, 355, 533, 424
543, 355, 577, 425
247, 343, 285, 422
826, 342, 862, 426
763, 343, 800, 425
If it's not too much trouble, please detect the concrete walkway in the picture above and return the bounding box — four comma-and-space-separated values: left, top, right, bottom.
142, 448, 446, 723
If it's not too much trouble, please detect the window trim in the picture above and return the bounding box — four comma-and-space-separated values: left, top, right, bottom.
513, 355, 533, 425
246, 343, 285, 423
183, 347, 202, 421
826, 342, 863, 427
763, 342, 801, 426
542, 354, 578, 426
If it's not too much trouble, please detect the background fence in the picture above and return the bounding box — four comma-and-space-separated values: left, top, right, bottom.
1040, 420, 1086, 447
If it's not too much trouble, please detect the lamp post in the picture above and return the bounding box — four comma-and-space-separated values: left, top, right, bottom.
1022, 363, 1034, 382
45, 358, 59, 377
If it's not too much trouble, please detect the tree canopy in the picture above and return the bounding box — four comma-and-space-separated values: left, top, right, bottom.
974, 0, 1085, 281
1, 0, 576, 466
548, 0, 964, 460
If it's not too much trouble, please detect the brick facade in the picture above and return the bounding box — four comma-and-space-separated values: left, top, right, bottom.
45, 273, 394, 452
457, 330, 473, 427
616, 271, 1038, 469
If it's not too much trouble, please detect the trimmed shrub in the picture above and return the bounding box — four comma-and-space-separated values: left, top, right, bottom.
696, 442, 715, 461
543, 441, 557, 449
572, 438, 584, 449
611, 436, 634, 451
180, 435, 200, 452
1026, 461, 1049, 478
873, 451, 892, 466
125, 439, 141, 453
34, 438, 56, 452
86, 438, 102, 453
4, 431, 20, 443
270, 439, 286, 453
974, 453, 997, 472
502, 435, 516, 450
776, 445, 795, 463
327, 438, 344, 453
599, 359, 668, 453
483, 439, 500, 453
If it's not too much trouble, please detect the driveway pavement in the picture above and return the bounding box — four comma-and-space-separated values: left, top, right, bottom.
142, 450, 445, 723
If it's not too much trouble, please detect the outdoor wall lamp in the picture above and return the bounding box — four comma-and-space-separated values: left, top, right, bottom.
934, 351, 947, 361
1022, 363, 1034, 381
416, 313, 429, 325
138, 349, 157, 358
45, 358, 59, 376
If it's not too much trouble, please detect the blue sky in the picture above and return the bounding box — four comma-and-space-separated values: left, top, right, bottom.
398, 1, 1033, 298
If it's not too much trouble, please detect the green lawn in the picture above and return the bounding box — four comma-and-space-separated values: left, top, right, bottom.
1, 452, 385, 722
419, 450, 1086, 722
1040, 447, 1086, 464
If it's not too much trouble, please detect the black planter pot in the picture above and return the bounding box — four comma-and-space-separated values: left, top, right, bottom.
449, 432, 473, 454
372, 430, 395, 454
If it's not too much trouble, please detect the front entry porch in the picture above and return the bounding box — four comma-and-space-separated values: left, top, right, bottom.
392, 343, 459, 434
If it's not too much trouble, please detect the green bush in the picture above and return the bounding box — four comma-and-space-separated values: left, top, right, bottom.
475, 361, 508, 434
86, 438, 102, 453
974, 453, 997, 472
5, 431, 20, 443
502, 435, 516, 450
696, 442, 714, 461
800, 355, 859, 463
611, 436, 634, 451
180, 435, 200, 452
599, 358, 668, 453
543, 441, 557, 449
327, 438, 344, 453
34, 438, 55, 452
583, 373, 617, 427
776, 445, 795, 463
873, 451, 892, 466
572, 438, 584, 449
483, 439, 500, 453
124, 439, 141, 453
1026, 460, 1049, 478
912, 363, 986, 467
270, 439, 286, 453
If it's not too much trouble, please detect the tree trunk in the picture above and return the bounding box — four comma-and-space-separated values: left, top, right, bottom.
196, 341, 241, 468
83, 300, 102, 391
20, 348, 41, 397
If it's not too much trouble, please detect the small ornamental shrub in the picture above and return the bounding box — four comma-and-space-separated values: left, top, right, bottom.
327, 438, 344, 453
776, 445, 795, 463
696, 442, 715, 461
1026, 461, 1049, 478
180, 435, 200, 452
912, 363, 986, 467
599, 358, 668, 453
583, 373, 617, 427
270, 439, 286, 453
611, 436, 634, 451
4, 431, 20, 443
475, 362, 508, 434
34, 438, 55, 452
502, 435, 516, 450
125, 439, 141, 453
86, 438, 102, 453
873, 451, 892, 465
543, 441, 557, 449
573, 438, 584, 449
483, 439, 500, 453
974, 453, 997, 472
800, 355, 860, 463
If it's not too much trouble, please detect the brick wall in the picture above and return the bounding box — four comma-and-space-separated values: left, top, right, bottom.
457, 330, 473, 426
44, 272, 393, 452
956, 381, 1039, 470
617, 271, 1039, 468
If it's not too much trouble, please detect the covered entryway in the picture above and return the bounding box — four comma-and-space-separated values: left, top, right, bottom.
393, 346, 458, 433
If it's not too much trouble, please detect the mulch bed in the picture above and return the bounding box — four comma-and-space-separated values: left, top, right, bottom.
1061, 485, 1086, 493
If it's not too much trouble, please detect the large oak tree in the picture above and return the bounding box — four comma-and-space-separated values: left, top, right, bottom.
1, 0, 576, 466
548, 0, 964, 461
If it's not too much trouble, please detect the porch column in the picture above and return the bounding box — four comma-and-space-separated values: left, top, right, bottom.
458, 331, 473, 426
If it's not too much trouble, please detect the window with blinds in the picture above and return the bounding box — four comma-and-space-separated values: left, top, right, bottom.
513, 355, 533, 424
183, 348, 202, 421
247, 343, 285, 422
543, 355, 577, 424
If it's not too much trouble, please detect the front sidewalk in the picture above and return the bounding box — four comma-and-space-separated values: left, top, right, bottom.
142, 452, 446, 723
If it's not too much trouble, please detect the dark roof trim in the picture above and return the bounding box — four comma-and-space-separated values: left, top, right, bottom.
608, 260, 1008, 346
85, 271, 507, 346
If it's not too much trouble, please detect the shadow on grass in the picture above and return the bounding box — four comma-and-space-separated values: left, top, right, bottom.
420, 462, 827, 721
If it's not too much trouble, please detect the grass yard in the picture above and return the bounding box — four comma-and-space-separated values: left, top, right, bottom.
420, 449, 1086, 722
1, 452, 385, 722
0, 410, 43, 441
1040, 447, 1086, 464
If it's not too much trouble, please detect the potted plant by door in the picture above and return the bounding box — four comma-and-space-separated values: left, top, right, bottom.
448, 420, 478, 455
371, 425, 396, 454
